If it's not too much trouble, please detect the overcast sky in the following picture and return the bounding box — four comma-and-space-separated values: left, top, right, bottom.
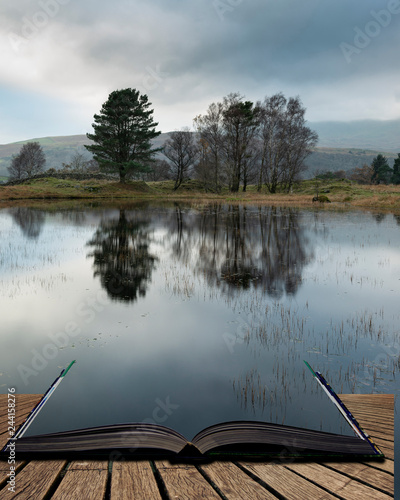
0, 0, 399, 143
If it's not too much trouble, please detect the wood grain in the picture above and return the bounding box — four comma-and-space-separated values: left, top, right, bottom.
51, 460, 108, 500
0, 460, 66, 500
200, 461, 278, 499
155, 460, 221, 499
111, 460, 163, 500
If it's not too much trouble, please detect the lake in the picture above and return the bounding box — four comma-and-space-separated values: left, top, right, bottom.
0, 203, 398, 457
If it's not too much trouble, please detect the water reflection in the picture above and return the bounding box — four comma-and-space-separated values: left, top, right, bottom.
1, 203, 399, 449
374, 213, 387, 224
86, 209, 158, 302
8, 207, 45, 239
166, 204, 313, 299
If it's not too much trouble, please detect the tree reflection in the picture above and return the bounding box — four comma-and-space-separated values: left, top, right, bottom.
87, 210, 158, 302
9, 207, 45, 240
166, 204, 313, 299
373, 213, 386, 224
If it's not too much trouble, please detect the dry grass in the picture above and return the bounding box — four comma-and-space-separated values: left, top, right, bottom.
1, 177, 400, 212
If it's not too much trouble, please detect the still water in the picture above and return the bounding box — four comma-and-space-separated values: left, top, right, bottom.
0, 203, 398, 449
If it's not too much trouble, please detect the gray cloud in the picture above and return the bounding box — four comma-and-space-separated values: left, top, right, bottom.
0, 0, 399, 142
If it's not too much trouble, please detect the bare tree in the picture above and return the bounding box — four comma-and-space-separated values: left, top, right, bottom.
163, 128, 198, 190
242, 138, 261, 192
348, 163, 373, 184
84, 158, 100, 173
281, 97, 318, 192
70, 152, 89, 172
8, 155, 25, 181
142, 158, 170, 181
258, 94, 317, 193
222, 93, 261, 192
194, 138, 219, 192
193, 102, 225, 192
257, 93, 287, 192
8, 142, 46, 180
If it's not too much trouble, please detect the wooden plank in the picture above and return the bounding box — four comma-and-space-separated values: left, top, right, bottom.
0, 395, 42, 409
0, 407, 33, 428
0, 460, 27, 489
0, 393, 393, 499
360, 428, 393, 441
350, 419, 393, 436
344, 411, 394, 425
0, 410, 33, 432
0, 419, 31, 450
0, 399, 41, 416
339, 396, 394, 405
367, 431, 394, 444
373, 443, 394, 460
200, 461, 278, 499
340, 399, 394, 409
0, 395, 42, 431
340, 402, 395, 414
0, 394, 44, 450
0, 460, 25, 472
240, 462, 338, 499
155, 460, 221, 499
0, 460, 66, 500
110, 460, 163, 500
322, 461, 394, 496
346, 410, 394, 425
362, 459, 394, 474
286, 463, 394, 500
365, 430, 394, 443
369, 433, 394, 447
339, 394, 394, 403
51, 460, 108, 500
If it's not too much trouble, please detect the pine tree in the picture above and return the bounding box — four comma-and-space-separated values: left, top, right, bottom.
85, 89, 161, 183
371, 154, 392, 185
392, 154, 400, 185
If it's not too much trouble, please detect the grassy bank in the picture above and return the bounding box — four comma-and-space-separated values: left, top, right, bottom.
1, 177, 400, 211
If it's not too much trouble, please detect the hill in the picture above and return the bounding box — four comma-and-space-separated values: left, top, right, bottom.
0, 133, 170, 178
0, 122, 398, 179
305, 147, 397, 176
309, 119, 400, 152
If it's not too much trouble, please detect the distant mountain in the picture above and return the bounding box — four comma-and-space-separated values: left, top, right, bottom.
309, 119, 400, 152
0, 120, 398, 178
305, 147, 397, 176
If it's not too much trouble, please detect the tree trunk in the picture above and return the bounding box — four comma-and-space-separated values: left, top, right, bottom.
119, 167, 126, 183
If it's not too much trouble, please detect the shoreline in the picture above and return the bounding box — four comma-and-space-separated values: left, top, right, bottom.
1, 178, 400, 212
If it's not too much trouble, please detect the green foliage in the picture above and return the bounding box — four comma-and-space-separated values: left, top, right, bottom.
85, 88, 161, 183
371, 154, 393, 185
307, 148, 396, 179
392, 154, 400, 185
315, 170, 346, 180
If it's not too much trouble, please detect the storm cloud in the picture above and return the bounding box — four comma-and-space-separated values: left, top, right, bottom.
0, 0, 399, 142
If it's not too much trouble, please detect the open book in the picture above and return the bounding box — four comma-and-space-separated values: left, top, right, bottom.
10, 419, 381, 459
2, 361, 384, 459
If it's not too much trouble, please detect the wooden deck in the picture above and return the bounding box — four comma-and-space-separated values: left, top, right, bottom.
0, 394, 394, 499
